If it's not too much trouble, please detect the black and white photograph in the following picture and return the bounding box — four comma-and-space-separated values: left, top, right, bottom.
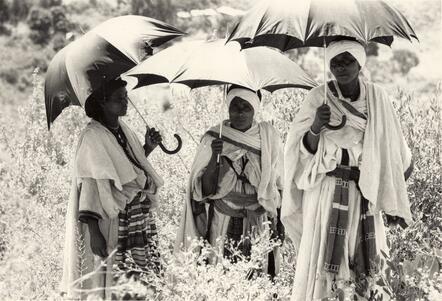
0, 0, 440, 300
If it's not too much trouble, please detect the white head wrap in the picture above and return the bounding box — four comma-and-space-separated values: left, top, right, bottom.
326, 40, 367, 69
226, 87, 260, 113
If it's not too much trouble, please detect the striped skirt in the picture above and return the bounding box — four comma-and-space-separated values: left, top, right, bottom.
115, 192, 161, 273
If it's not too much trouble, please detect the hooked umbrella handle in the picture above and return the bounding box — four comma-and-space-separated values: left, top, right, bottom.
126, 97, 183, 155
325, 115, 347, 130
158, 134, 182, 154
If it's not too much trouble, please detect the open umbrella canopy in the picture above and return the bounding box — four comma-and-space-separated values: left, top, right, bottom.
227, 0, 418, 51
44, 15, 185, 129
127, 39, 318, 92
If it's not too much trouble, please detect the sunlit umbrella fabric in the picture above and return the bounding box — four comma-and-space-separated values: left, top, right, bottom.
227, 0, 418, 51
44, 15, 185, 128
127, 39, 318, 92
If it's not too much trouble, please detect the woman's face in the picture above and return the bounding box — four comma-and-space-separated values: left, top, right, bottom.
228, 97, 254, 131
330, 52, 361, 85
101, 86, 128, 117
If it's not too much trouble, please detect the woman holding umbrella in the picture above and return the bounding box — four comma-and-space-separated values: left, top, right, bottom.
282, 40, 414, 300
176, 85, 285, 278
61, 78, 165, 299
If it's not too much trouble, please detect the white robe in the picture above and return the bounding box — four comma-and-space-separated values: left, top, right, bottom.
175, 121, 284, 252
60, 120, 163, 300
282, 80, 413, 300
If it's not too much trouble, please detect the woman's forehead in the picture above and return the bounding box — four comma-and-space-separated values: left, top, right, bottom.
111, 87, 127, 96
230, 96, 252, 107
331, 51, 356, 62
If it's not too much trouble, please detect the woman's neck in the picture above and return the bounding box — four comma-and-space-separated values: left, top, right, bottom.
230, 123, 251, 132
337, 78, 360, 102
101, 115, 119, 129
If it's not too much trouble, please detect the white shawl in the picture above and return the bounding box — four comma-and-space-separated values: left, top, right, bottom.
282, 80, 413, 249
174, 121, 283, 252
60, 119, 164, 296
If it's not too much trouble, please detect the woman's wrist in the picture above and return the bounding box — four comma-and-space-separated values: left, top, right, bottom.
310, 124, 321, 135
309, 126, 321, 136
143, 143, 153, 156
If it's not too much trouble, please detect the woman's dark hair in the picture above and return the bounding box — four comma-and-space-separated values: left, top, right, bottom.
227, 84, 262, 100
84, 78, 127, 121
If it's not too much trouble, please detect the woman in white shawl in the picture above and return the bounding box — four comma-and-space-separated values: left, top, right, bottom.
175, 85, 284, 277
60, 79, 164, 300
282, 40, 413, 300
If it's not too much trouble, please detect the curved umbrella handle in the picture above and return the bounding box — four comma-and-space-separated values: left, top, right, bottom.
325, 115, 347, 130
159, 134, 182, 154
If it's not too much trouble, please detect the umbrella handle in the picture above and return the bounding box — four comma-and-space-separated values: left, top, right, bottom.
325, 115, 347, 130
158, 134, 182, 154
323, 38, 346, 131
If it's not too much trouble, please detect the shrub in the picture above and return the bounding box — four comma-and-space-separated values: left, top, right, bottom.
0, 68, 19, 85
27, 7, 52, 45
392, 49, 420, 75
0, 72, 440, 300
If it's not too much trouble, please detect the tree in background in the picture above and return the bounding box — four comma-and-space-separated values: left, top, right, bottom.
0, 0, 10, 35
392, 49, 419, 75
131, 0, 176, 24
39, 0, 63, 8
51, 6, 70, 34
10, 0, 32, 25
27, 7, 52, 45
366, 42, 379, 57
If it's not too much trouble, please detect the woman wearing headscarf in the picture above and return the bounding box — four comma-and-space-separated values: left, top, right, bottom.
281, 40, 413, 300
175, 85, 284, 277
61, 78, 164, 300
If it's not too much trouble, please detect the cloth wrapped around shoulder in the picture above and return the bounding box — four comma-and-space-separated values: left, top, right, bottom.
61, 120, 163, 296
281, 80, 413, 249
174, 121, 284, 252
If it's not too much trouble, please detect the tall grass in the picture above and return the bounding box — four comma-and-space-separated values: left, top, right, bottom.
0, 73, 440, 300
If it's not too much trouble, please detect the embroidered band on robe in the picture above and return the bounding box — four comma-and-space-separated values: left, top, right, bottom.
324, 151, 378, 276
115, 192, 161, 272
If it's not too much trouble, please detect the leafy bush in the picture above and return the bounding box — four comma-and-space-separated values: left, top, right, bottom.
0, 72, 440, 300
392, 49, 420, 75
27, 7, 52, 45
0, 67, 19, 85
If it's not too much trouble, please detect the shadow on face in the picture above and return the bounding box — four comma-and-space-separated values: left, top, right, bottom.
101, 86, 129, 118
228, 97, 254, 132
330, 52, 361, 85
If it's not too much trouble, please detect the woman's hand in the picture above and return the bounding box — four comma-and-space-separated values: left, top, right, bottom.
386, 214, 407, 229
87, 220, 108, 258
202, 138, 224, 197
210, 138, 224, 157
312, 104, 331, 133
144, 127, 162, 155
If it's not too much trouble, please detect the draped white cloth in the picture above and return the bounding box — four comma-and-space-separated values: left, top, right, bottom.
175, 121, 283, 252
60, 120, 163, 300
282, 79, 412, 300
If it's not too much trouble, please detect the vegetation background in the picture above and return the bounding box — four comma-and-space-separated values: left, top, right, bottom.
0, 0, 440, 300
